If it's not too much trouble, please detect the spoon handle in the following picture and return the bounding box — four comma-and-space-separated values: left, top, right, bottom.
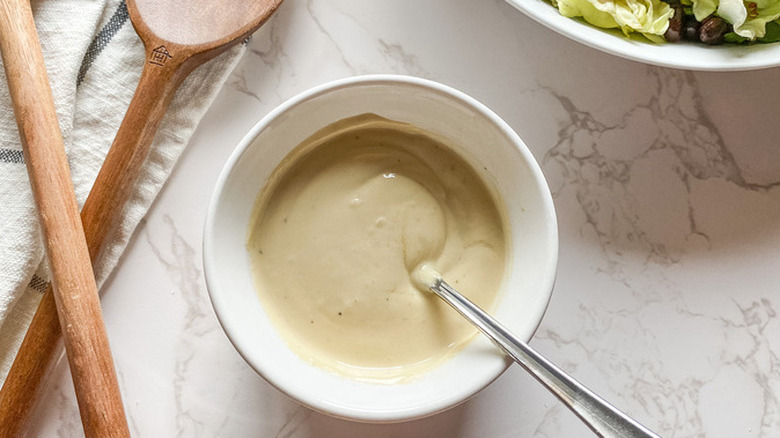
0, 45, 191, 435
431, 279, 661, 438
0, 0, 129, 436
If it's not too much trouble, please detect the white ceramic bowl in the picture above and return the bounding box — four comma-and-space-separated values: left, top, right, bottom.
505, 0, 780, 71
204, 75, 558, 422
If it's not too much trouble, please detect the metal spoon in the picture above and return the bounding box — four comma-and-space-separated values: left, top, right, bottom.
415, 265, 662, 438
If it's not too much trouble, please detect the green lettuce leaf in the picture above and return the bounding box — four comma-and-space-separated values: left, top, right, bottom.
717, 0, 780, 39
691, 0, 718, 20
724, 19, 780, 42
762, 19, 780, 42
556, 0, 674, 42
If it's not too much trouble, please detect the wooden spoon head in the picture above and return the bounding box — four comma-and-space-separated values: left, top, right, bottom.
127, 0, 283, 51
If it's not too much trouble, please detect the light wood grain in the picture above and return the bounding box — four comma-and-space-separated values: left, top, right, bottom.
0, 0, 130, 437
0, 0, 283, 436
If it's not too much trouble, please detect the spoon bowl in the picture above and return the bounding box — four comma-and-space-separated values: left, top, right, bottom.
129, 0, 282, 57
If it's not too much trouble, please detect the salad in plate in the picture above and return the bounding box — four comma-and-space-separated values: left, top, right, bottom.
551, 0, 780, 44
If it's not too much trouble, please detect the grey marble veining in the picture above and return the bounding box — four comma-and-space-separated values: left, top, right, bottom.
22, 0, 780, 436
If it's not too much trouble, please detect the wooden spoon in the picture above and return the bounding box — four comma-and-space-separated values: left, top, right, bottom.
0, 0, 129, 436
0, 0, 283, 435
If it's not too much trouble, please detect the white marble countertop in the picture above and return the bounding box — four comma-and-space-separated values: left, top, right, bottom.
27, 0, 780, 436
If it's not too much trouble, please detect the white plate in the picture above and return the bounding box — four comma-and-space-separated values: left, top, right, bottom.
506, 0, 780, 71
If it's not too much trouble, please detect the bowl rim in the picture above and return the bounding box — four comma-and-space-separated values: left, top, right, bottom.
504, 0, 780, 71
203, 74, 559, 422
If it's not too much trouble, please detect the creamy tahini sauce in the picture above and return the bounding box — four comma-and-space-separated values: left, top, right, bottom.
247, 115, 507, 383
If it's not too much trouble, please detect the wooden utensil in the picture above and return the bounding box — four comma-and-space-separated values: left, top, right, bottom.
0, 0, 130, 437
0, 0, 283, 435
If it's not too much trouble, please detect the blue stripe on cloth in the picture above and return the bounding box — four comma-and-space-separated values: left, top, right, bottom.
77, 0, 129, 86
29, 275, 49, 293
0, 148, 24, 163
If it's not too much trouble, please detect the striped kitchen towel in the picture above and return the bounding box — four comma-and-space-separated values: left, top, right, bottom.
0, 0, 245, 382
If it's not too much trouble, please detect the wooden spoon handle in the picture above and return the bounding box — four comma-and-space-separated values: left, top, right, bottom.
0, 43, 192, 436
0, 286, 60, 437
81, 44, 192, 261
0, 1, 130, 437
